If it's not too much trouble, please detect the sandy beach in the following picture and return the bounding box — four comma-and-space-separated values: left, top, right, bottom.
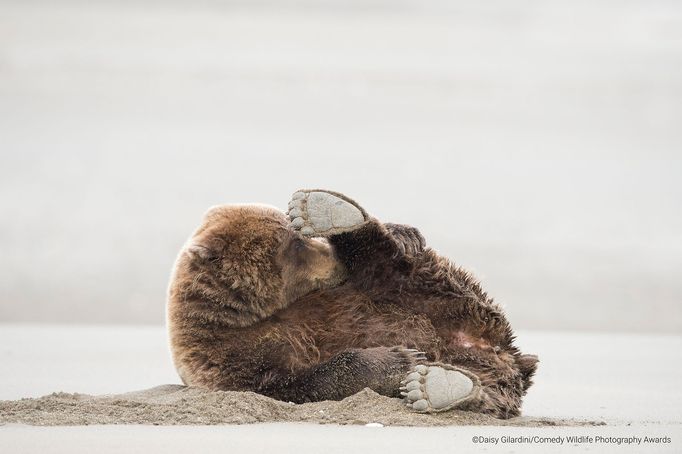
0, 385, 594, 427
2, 424, 677, 454
1, 325, 680, 452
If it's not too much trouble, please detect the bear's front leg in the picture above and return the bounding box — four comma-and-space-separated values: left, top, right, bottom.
257, 346, 425, 403
286, 189, 370, 237
384, 223, 426, 257
286, 189, 424, 279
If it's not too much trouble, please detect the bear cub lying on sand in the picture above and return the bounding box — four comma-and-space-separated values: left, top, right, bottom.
167, 189, 538, 418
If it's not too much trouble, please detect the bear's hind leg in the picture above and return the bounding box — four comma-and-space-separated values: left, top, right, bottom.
401, 363, 482, 413
257, 346, 425, 403
401, 363, 525, 418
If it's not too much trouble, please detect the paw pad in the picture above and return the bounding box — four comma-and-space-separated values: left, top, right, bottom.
400, 364, 479, 413
286, 190, 367, 236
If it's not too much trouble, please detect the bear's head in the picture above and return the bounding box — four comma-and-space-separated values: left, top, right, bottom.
171, 204, 346, 328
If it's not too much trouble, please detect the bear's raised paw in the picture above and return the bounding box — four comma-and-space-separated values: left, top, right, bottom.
287, 189, 368, 237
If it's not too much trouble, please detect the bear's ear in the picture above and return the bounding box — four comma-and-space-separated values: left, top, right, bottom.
186, 242, 219, 261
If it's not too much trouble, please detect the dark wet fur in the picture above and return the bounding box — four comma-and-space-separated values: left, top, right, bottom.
167, 202, 538, 418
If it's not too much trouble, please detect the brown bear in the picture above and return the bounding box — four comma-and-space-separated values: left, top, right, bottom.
167, 189, 538, 418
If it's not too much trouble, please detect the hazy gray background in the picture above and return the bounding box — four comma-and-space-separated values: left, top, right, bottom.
1, 0, 680, 332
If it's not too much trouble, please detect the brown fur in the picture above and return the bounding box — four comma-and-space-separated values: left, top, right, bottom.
167, 201, 538, 418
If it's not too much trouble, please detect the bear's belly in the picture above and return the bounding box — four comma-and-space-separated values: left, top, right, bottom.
449, 330, 496, 352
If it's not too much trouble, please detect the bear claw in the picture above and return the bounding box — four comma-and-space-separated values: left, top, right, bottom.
401, 364, 481, 413
286, 189, 368, 237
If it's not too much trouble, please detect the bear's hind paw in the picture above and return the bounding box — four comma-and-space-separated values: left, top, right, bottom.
401, 363, 481, 413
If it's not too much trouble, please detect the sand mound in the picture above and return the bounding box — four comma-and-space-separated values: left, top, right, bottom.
0, 385, 603, 427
